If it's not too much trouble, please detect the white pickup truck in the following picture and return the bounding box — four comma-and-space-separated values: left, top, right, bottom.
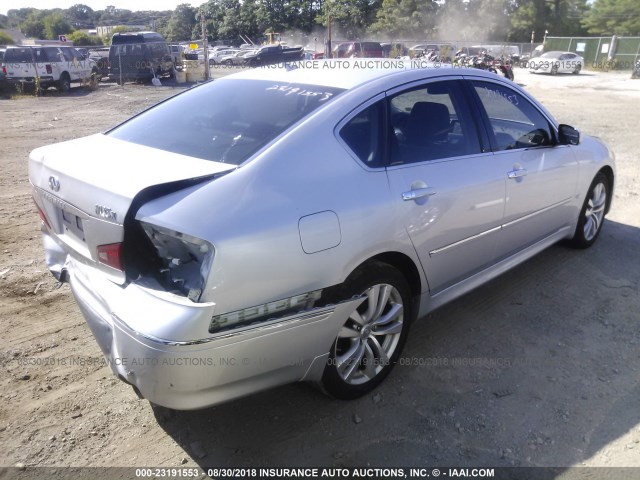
3, 45, 99, 92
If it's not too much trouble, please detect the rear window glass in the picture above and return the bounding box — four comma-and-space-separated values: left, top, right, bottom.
108, 79, 344, 165
4, 47, 58, 63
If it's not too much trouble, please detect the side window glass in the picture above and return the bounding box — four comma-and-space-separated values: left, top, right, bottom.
41, 48, 60, 62
71, 48, 85, 60
472, 81, 553, 150
388, 80, 481, 164
61, 48, 74, 62
340, 100, 384, 168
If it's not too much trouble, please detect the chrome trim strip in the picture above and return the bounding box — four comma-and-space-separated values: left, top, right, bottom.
429, 197, 572, 257
111, 299, 361, 347
502, 197, 572, 229
429, 226, 501, 257
34, 185, 89, 220
34, 185, 120, 226
425, 225, 573, 312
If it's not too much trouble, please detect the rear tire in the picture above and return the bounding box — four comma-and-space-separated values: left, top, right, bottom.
573, 64, 582, 74
569, 172, 610, 249
550, 64, 559, 75
321, 262, 412, 400
57, 73, 71, 93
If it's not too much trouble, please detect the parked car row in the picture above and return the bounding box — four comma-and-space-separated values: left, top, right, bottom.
0, 31, 179, 91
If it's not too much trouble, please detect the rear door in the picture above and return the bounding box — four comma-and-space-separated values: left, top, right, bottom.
59, 47, 81, 81
46, 47, 65, 81
384, 78, 508, 293
71, 47, 92, 80
468, 79, 578, 258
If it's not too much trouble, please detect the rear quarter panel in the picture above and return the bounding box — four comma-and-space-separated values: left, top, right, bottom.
135, 85, 425, 316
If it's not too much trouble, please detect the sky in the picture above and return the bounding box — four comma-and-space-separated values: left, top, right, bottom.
1, 1, 196, 15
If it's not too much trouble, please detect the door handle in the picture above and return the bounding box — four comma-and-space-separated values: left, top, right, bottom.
402, 187, 436, 201
507, 168, 528, 179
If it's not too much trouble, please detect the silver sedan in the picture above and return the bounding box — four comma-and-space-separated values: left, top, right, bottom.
529, 51, 584, 74
30, 61, 615, 409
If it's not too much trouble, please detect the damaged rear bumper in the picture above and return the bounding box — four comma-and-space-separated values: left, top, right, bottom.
44, 229, 361, 410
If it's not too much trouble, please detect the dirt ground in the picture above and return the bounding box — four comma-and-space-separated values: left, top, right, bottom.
1, 68, 639, 472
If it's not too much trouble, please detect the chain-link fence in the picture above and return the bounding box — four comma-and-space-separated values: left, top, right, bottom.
545, 35, 639, 70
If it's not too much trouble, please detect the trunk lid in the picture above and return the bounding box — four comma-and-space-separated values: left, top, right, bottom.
30, 134, 235, 282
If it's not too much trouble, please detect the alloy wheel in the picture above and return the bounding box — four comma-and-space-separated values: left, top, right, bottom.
583, 181, 607, 241
333, 283, 404, 385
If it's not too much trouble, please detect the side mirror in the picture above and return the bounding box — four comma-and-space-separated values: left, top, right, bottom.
558, 124, 580, 145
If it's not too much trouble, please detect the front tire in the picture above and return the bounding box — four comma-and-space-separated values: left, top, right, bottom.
89, 69, 100, 89
569, 172, 610, 249
573, 64, 582, 74
321, 262, 412, 399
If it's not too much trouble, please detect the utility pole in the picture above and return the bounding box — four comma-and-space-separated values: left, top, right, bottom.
327, 14, 332, 58
200, 8, 209, 80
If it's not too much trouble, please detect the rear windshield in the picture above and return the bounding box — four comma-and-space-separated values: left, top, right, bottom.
108, 79, 344, 165
4, 47, 58, 63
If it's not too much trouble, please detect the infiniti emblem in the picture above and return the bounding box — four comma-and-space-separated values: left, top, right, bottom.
48, 176, 60, 192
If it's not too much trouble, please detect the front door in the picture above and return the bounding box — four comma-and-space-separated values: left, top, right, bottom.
468, 80, 578, 258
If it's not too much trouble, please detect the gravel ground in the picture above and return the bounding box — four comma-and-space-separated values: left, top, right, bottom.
0, 68, 639, 472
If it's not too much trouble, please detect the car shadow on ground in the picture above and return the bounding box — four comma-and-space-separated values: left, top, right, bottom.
152, 219, 639, 469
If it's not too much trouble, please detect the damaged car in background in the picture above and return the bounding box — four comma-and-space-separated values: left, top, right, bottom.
30, 61, 615, 410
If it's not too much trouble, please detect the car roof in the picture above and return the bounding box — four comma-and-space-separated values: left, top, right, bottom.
223, 59, 502, 90
542, 51, 577, 56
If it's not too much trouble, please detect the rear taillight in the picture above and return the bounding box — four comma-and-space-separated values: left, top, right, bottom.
45, 64, 52, 74
2, 66, 6, 75
140, 222, 214, 302
34, 199, 51, 229
97, 243, 124, 271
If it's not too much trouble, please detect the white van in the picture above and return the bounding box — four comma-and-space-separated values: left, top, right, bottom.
3, 45, 99, 92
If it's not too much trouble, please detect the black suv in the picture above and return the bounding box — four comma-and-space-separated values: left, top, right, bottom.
109, 32, 174, 84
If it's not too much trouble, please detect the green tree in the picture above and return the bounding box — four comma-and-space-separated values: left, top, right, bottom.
508, 0, 589, 42
67, 30, 103, 46
165, 3, 197, 41
0, 30, 15, 44
98, 6, 134, 25
582, 0, 640, 35
371, 0, 438, 39
7, 8, 37, 28
319, 0, 382, 39
65, 4, 96, 28
44, 12, 73, 40
21, 10, 47, 38
238, 0, 264, 40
